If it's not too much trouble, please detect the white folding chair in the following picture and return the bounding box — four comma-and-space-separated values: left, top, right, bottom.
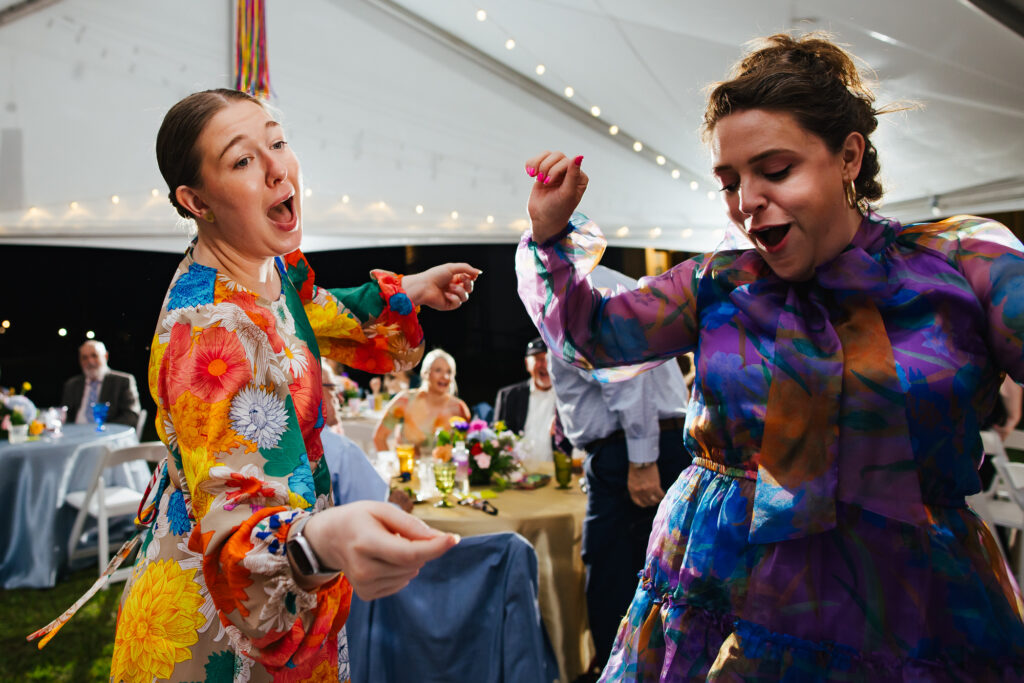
968, 430, 1024, 587
65, 441, 166, 585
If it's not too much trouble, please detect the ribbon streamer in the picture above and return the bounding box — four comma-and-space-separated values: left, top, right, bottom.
235, 0, 270, 99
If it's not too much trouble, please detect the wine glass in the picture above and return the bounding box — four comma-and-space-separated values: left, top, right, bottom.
433, 461, 457, 508
91, 401, 110, 432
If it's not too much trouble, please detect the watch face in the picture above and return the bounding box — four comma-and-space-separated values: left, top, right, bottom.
287, 539, 316, 575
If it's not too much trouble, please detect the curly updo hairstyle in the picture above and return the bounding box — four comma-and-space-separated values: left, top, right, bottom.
703, 33, 886, 207
156, 88, 265, 220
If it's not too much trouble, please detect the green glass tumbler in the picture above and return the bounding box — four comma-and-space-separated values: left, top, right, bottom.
553, 450, 573, 489
434, 461, 457, 507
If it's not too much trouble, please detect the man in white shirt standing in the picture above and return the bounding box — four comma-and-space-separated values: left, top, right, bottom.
493, 338, 556, 468
60, 340, 141, 427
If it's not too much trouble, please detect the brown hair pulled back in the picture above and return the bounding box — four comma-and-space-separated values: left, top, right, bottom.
703, 33, 884, 205
155, 88, 265, 220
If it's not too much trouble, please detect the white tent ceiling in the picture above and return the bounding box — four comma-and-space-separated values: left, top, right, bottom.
1, 0, 1023, 253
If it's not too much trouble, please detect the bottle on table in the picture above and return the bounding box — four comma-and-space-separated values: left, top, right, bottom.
452, 441, 470, 496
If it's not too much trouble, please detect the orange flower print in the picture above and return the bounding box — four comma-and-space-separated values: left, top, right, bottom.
208, 463, 287, 511
161, 322, 195, 406
351, 344, 394, 374
190, 326, 252, 403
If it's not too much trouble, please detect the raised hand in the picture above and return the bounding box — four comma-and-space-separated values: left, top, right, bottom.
403, 263, 481, 312
525, 151, 589, 243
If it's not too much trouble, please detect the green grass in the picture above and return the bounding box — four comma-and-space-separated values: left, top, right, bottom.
0, 568, 120, 682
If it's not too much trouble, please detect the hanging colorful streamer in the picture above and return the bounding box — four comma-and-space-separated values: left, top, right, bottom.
235, 0, 270, 99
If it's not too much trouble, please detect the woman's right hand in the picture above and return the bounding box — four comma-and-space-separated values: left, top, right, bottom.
304, 501, 457, 600
525, 151, 589, 243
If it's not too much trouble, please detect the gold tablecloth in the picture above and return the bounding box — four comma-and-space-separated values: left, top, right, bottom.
413, 465, 593, 682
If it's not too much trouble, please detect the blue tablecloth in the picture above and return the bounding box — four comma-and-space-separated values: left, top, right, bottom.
0, 424, 143, 589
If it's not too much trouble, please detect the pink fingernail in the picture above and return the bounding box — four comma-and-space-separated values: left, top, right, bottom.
574, 155, 584, 166
527, 166, 537, 177
544, 176, 552, 185
537, 173, 547, 183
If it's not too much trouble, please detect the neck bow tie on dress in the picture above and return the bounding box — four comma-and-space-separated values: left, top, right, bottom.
729, 216, 925, 543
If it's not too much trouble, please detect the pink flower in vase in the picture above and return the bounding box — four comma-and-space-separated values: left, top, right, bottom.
474, 453, 491, 469
468, 418, 488, 433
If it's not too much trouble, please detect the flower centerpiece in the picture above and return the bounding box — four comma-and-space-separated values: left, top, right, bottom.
433, 417, 524, 487
1, 382, 37, 440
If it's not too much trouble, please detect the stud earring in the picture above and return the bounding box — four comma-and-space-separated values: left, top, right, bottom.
202, 212, 215, 223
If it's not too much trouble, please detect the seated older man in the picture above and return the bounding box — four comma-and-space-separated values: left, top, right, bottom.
60, 340, 141, 427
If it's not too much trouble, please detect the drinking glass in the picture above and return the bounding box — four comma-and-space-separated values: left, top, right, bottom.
91, 401, 110, 432
396, 443, 416, 482
433, 461, 457, 508
553, 450, 573, 489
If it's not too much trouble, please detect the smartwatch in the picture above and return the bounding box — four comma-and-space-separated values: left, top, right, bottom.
286, 514, 340, 577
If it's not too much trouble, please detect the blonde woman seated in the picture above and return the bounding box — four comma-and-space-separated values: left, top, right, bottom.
373, 349, 470, 455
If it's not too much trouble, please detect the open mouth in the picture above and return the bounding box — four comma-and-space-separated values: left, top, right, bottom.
751, 223, 790, 249
267, 195, 295, 224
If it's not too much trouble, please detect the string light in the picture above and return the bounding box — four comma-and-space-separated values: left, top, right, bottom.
415, 204, 424, 214
475, 9, 487, 21
69, 201, 79, 210
341, 195, 350, 204
690, 181, 699, 191
304, 188, 313, 197
706, 191, 716, 200
650, 227, 662, 238
486, 215, 495, 224
58, 328, 67, 337
564, 86, 574, 98
671, 170, 681, 180
505, 38, 516, 50
681, 228, 694, 238
86, 330, 95, 339
633, 141, 643, 152
150, 188, 160, 197
616, 226, 630, 237
450, 210, 459, 220
535, 64, 545, 75
1, 320, 9, 329
656, 155, 666, 166
608, 125, 619, 135
590, 106, 601, 117
110, 195, 120, 205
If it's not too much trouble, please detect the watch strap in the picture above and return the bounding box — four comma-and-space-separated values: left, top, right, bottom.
287, 514, 340, 577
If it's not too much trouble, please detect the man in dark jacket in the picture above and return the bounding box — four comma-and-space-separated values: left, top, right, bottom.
493, 338, 555, 465
61, 340, 141, 428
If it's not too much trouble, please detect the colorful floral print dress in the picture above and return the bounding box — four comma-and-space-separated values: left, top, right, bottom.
109, 248, 423, 683
376, 390, 471, 455
517, 211, 1024, 681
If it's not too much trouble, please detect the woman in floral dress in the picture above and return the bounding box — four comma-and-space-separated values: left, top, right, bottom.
516, 34, 1024, 680
107, 89, 479, 682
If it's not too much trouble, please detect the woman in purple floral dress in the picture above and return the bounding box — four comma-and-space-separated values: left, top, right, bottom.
517, 34, 1024, 681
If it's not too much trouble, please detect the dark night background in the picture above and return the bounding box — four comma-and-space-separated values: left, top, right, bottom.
0, 240, 667, 441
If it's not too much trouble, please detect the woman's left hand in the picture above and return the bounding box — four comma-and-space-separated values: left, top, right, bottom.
404, 263, 481, 311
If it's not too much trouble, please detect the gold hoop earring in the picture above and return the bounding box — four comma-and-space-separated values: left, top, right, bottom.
843, 180, 858, 211
202, 212, 215, 223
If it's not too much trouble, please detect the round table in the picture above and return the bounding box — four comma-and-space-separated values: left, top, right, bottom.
0, 423, 142, 588
413, 465, 593, 682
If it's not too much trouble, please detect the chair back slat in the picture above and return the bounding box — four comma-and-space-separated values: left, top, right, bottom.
105, 442, 167, 469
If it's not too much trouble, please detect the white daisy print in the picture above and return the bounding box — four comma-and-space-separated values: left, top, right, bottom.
277, 337, 309, 381
229, 385, 288, 450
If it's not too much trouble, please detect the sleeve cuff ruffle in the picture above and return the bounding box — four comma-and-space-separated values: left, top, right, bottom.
370, 270, 425, 349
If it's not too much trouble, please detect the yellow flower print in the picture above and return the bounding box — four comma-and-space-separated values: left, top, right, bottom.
171, 391, 254, 457
304, 297, 365, 343
180, 444, 216, 519
148, 333, 166, 401
110, 559, 206, 683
